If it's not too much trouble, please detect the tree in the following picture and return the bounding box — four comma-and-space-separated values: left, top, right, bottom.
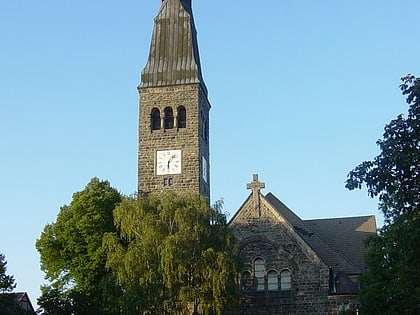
36, 178, 123, 315
0, 254, 34, 315
103, 192, 240, 315
0, 253, 16, 313
346, 75, 420, 314
0, 253, 16, 294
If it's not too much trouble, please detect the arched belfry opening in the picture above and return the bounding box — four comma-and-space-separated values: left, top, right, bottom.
137, 0, 211, 199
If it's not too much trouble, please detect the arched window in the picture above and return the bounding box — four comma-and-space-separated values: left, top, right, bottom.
177, 106, 186, 128
267, 270, 278, 291
280, 269, 292, 290
151, 108, 161, 130
164, 107, 174, 129
240, 271, 252, 291
254, 258, 265, 291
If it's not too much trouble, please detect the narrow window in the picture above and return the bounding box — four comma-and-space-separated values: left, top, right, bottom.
177, 106, 186, 128
163, 178, 173, 186
151, 108, 161, 130
201, 120, 208, 143
280, 270, 291, 290
267, 270, 278, 291
254, 258, 265, 291
164, 107, 174, 129
200, 111, 207, 142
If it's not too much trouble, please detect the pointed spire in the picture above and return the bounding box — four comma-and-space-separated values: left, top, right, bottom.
140, 0, 207, 95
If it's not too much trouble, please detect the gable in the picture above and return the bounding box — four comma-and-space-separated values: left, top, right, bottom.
229, 180, 376, 277
229, 193, 321, 265
226, 176, 370, 311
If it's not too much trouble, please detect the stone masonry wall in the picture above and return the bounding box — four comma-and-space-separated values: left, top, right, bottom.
138, 83, 210, 198
228, 196, 348, 314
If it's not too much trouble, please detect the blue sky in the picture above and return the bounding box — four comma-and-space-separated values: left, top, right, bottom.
1, 0, 419, 307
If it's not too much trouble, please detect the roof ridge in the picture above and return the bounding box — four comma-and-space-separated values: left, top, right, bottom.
305, 214, 375, 222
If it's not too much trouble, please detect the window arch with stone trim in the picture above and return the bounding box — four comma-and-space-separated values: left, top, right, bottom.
267, 270, 279, 291
280, 269, 292, 290
177, 106, 186, 128
253, 258, 265, 291
164, 107, 174, 129
151, 108, 161, 130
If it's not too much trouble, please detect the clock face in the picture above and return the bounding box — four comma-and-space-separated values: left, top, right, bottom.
156, 150, 182, 175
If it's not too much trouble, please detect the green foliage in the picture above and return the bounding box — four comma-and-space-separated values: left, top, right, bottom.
346, 75, 419, 222
36, 287, 83, 315
0, 254, 34, 314
0, 253, 16, 293
359, 219, 420, 315
103, 192, 240, 315
346, 75, 420, 314
0, 253, 16, 314
36, 178, 123, 314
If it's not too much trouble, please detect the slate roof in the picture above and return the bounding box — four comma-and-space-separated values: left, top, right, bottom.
334, 270, 361, 294
140, 0, 208, 95
305, 215, 376, 273
265, 192, 376, 275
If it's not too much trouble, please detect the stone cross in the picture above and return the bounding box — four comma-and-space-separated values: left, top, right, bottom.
246, 174, 265, 216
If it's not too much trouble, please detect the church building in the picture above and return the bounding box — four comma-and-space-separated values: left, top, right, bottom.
229, 174, 376, 314
137, 1, 376, 314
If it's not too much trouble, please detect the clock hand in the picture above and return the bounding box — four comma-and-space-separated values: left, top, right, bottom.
167, 155, 176, 169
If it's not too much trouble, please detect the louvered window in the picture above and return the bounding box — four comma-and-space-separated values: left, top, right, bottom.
164, 107, 174, 129
177, 106, 186, 128
151, 108, 161, 130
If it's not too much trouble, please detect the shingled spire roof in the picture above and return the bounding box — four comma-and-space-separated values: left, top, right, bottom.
140, 0, 207, 95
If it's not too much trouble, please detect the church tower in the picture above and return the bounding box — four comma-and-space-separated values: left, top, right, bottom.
138, 0, 210, 199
